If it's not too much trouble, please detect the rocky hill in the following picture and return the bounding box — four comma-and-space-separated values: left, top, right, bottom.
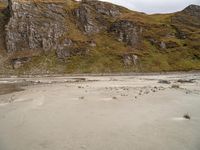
0, 0, 199, 74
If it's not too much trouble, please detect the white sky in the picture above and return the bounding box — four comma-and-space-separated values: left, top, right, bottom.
100, 0, 200, 14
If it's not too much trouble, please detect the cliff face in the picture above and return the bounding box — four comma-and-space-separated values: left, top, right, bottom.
0, 0, 199, 74
110, 20, 142, 47
6, 0, 69, 52
74, 0, 121, 34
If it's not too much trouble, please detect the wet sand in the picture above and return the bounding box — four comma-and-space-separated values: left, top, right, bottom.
0, 73, 200, 150
0, 84, 24, 95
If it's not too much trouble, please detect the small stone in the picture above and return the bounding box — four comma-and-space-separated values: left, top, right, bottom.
158, 80, 171, 84
183, 113, 191, 120
79, 96, 84, 100
171, 84, 180, 88
112, 97, 117, 100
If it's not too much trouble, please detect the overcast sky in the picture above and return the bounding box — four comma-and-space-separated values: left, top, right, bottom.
100, 0, 200, 14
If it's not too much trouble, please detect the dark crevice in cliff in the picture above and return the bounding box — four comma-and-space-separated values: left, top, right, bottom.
0, 6, 10, 54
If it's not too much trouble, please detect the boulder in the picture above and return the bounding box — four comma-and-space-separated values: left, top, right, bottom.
11, 57, 31, 69
123, 54, 139, 66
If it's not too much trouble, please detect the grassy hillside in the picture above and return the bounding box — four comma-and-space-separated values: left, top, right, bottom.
0, 1, 199, 75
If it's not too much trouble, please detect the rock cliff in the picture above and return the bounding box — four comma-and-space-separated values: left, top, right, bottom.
0, 0, 199, 74
6, 0, 68, 52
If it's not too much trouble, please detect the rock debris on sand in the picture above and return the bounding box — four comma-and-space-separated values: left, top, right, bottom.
0, 73, 200, 150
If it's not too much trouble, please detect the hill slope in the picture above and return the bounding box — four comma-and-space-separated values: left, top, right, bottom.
0, 0, 200, 74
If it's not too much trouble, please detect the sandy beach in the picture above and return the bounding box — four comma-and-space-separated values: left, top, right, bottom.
0, 73, 200, 150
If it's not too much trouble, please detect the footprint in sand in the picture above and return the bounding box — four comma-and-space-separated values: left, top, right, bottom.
32, 95, 45, 107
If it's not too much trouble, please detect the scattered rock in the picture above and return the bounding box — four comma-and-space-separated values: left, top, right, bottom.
185, 90, 191, 94
112, 96, 117, 100
183, 113, 191, 120
9, 95, 15, 103
177, 79, 195, 83
78, 86, 84, 89
79, 96, 84, 100
158, 80, 171, 84
149, 39, 179, 49
171, 84, 180, 88
160, 41, 166, 49
88, 40, 97, 47
121, 94, 128, 96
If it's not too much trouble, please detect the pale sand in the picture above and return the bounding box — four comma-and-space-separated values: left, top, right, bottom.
0, 73, 200, 150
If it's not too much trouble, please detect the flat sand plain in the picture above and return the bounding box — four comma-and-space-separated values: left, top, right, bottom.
0, 73, 200, 150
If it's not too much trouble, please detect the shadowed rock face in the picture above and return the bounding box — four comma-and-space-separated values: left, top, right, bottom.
74, 0, 121, 34
4, 0, 123, 54
5, 1, 199, 53
110, 20, 142, 47
74, 3, 100, 34
6, 0, 68, 52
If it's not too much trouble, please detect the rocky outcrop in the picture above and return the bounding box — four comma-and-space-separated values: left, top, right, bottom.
5, 0, 68, 52
171, 5, 200, 29
0, 0, 199, 73
123, 54, 139, 66
74, 4, 99, 34
74, 0, 121, 34
110, 20, 142, 47
5, 0, 123, 55
149, 39, 179, 49
83, 0, 120, 17
11, 57, 31, 69
182, 5, 200, 18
